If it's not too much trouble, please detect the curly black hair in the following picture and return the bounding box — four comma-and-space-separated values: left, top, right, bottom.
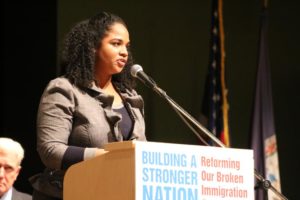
61, 11, 136, 91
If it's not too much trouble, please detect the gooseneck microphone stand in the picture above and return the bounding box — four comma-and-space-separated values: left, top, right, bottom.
132, 66, 288, 200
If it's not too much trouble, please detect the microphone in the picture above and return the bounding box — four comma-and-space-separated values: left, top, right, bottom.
130, 64, 157, 89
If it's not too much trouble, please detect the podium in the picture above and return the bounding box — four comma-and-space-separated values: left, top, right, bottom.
64, 141, 254, 200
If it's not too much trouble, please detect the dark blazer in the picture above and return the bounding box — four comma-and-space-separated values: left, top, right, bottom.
12, 188, 32, 200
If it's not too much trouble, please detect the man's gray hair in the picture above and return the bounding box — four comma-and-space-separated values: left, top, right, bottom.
0, 137, 25, 165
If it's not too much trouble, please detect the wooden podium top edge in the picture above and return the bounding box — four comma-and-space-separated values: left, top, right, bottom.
104, 140, 136, 151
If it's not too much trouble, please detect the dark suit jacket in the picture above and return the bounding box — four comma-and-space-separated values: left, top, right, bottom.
12, 188, 32, 200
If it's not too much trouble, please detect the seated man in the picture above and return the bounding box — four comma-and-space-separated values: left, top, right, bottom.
0, 137, 31, 200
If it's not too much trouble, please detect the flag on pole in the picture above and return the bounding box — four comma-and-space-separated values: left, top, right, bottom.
201, 0, 230, 147
250, 7, 281, 200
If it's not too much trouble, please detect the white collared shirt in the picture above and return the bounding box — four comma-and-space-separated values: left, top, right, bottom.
0, 187, 12, 200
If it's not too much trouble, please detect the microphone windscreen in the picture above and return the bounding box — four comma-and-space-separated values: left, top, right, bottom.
130, 64, 143, 77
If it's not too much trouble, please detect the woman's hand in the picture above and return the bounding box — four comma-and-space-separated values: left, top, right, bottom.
94, 148, 108, 157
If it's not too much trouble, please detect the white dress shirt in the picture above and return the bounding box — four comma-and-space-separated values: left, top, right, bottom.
0, 187, 12, 200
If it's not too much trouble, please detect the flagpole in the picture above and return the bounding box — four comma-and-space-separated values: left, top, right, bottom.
263, 0, 268, 8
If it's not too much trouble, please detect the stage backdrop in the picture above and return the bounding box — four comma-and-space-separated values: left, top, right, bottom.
2, 0, 300, 199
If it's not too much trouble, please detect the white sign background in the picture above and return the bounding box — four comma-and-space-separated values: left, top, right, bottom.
135, 141, 254, 200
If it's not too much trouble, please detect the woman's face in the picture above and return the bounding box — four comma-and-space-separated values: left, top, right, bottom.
95, 22, 130, 77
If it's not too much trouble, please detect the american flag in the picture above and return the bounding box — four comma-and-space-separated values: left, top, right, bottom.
201, 0, 230, 147
250, 7, 281, 200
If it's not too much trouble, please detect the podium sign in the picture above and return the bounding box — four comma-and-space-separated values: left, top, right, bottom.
135, 141, 254, 200
64, 141, 254, 200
